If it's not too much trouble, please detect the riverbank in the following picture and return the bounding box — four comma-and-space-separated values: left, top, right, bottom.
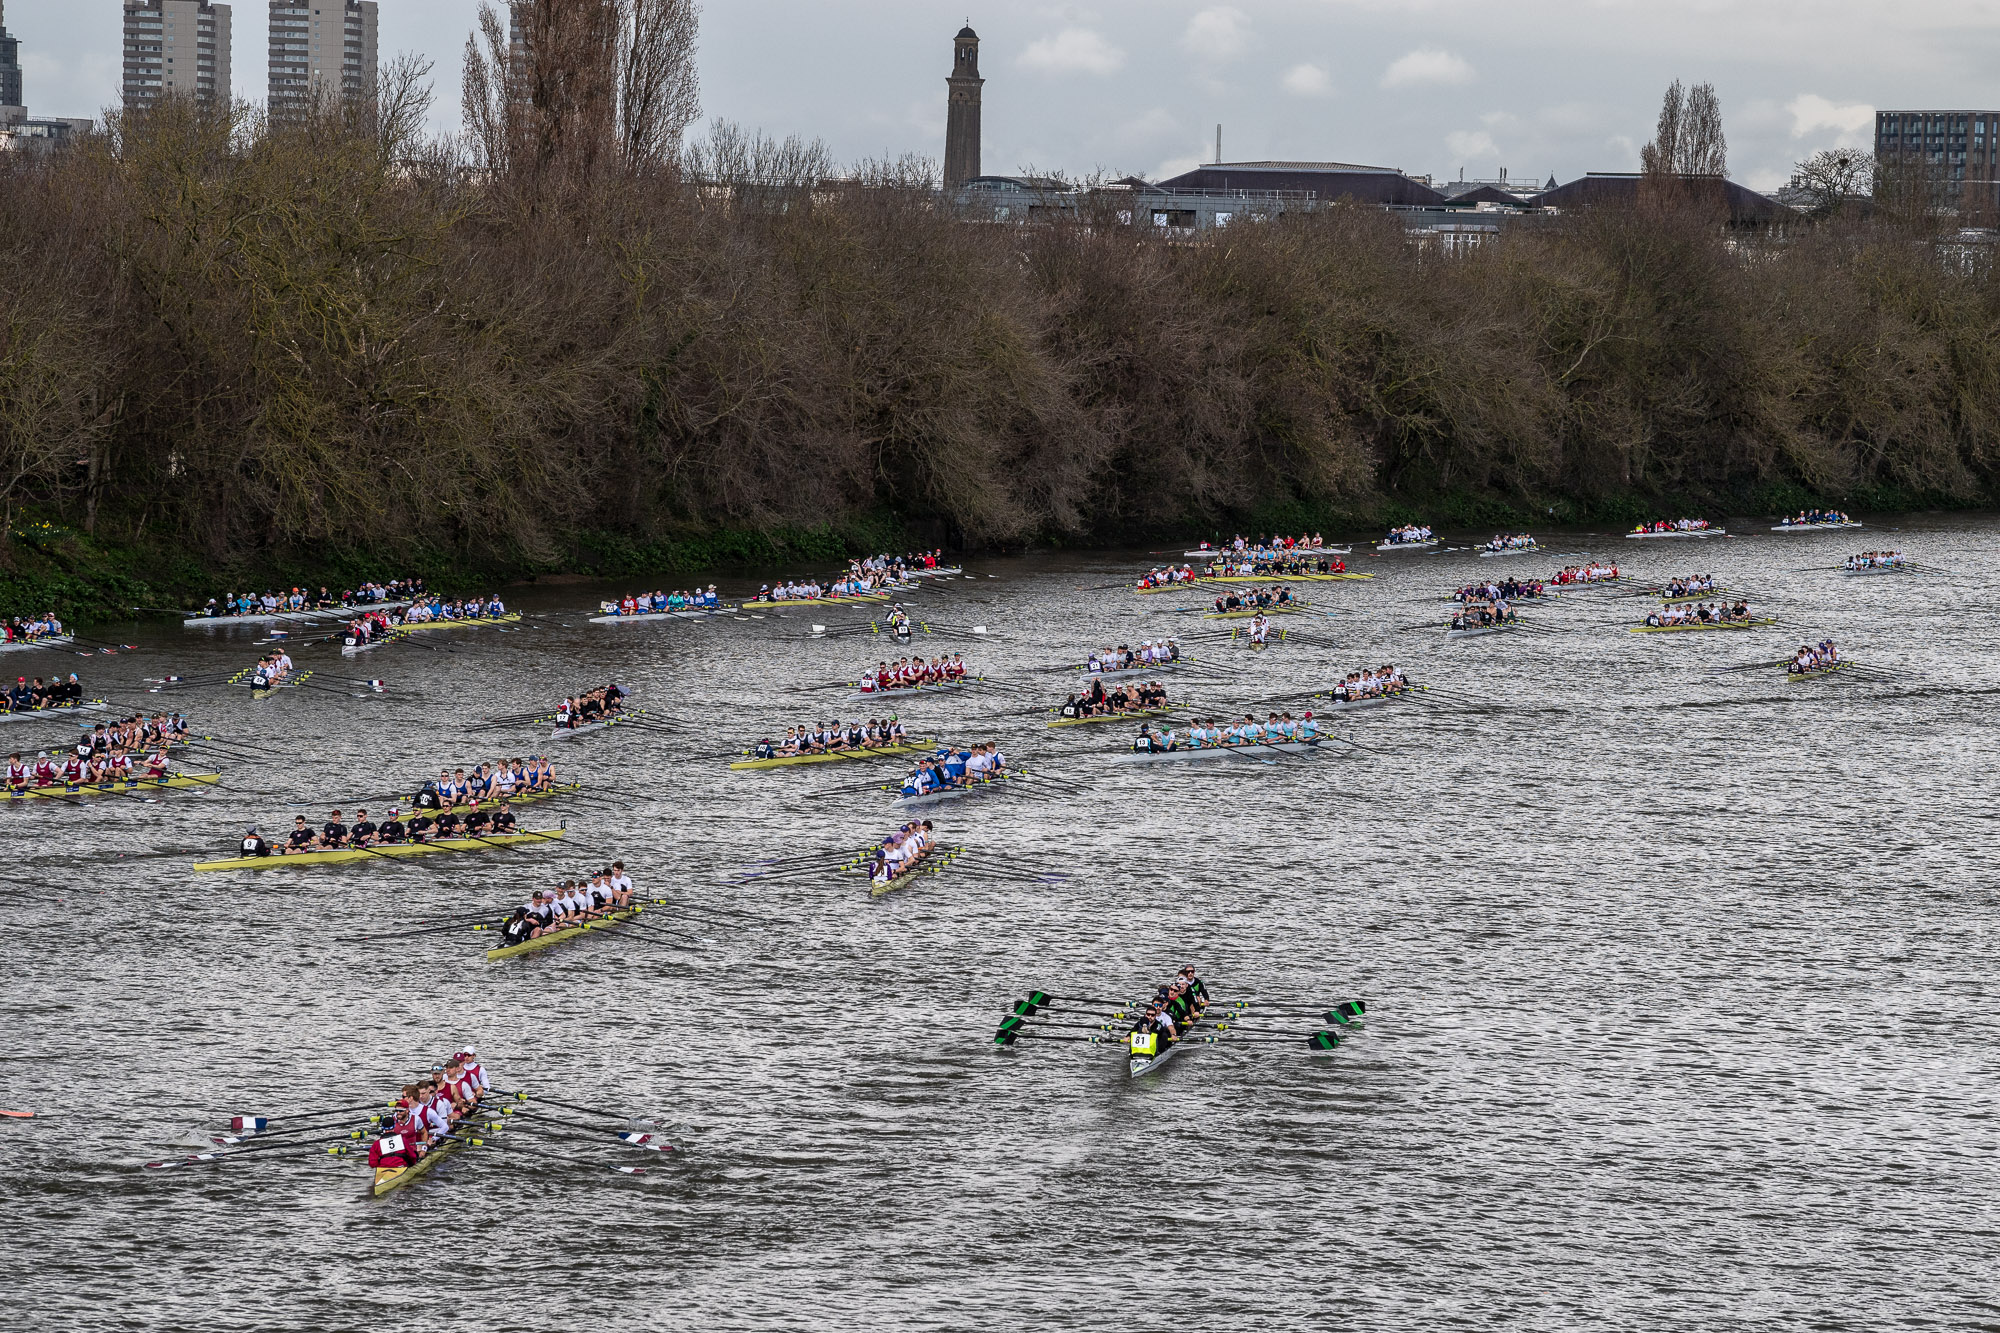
4, 477, 1975, 626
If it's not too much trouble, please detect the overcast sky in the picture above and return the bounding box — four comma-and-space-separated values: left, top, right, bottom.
13, 1, 2000, 190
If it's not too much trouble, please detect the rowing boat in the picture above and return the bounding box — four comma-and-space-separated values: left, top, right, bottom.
1628, 617, 1777, 634
1313, 685, 1424, 711
730, 739, 935, 770
1772, 521, 1863, 532
0, 699, 110, 724
1625, 528, 1725, 539
549, 712, 640, 740
1203, 606, 1305, 620
1116, 738, 1325, 763
587, 605, 737, 624
1047, 707, 1175, 729
250, 671, 313, 694
748, 592, 897, 609
371, 1102, 490, 1197
1479, 545, 1540, 558
4, 772, 220, 801
401, 612, 520, 633
892, 771, 1020, 809
908, 565, 965, 578
1375, 538, 1440, 553
192, 828, 565, 872
486, 905, 642, 960
851, 678, 982, 701
1074, 661, 1188, 681
1200, 572, 1371, 583
406, 781, 580, 814
0, 636, 74, 654
1787, 661, 1850, 682
1839, 565, 1908, 576
1446, 624, 1519, 639
183, 602, 410, 628
1130, 998, 1241, 1076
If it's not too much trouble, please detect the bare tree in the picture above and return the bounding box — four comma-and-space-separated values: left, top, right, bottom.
1788, 148, 1873, 220
617, 0, 701, 169
1640, 80, 1729, 219
461, 4, 512, 174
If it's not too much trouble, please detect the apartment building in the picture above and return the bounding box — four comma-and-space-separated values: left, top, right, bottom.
122, 1, 232, 106
268, 1, 377, 116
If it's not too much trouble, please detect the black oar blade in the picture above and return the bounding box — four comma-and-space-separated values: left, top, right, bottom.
1307, 1031, 1343, 1051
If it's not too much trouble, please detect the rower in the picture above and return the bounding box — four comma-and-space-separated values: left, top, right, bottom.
239, 825, 272, 859
368, 1107, 426, 1171
350, 808, 378, 848
283, 816, 316, 854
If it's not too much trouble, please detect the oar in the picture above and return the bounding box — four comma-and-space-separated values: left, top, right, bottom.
460, 1134, 651, 1175
509, 1110, 678, 1150
512, 1092, 667, 1126
992, 1030, 1119, 1047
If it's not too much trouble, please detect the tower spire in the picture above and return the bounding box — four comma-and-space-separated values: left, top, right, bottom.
943, 24, 982, 187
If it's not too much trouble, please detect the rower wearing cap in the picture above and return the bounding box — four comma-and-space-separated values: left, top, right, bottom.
368, 1105, 426, 1171
377, 807, 407, 845
239, 825, 272, 858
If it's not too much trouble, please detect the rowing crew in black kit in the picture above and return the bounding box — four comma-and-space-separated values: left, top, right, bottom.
237, 800, 521, 857
498, 864, 636, 946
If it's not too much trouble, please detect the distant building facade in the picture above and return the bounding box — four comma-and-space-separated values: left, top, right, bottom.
269, 1, 377, 116
943, 25, 981, 186
122, 1, 232, 107
0, 1, 23, 118
1875, 109, 2000, 212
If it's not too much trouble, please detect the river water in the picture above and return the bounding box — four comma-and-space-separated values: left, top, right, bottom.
2, 515, 1995, 1331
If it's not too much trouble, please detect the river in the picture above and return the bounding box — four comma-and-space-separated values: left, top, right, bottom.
2, 514, 1995, 1330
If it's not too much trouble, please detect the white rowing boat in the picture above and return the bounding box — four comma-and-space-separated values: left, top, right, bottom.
0, 699, 111, 724
1446, 623, 1520, 639
1314, 686, 1423, 711
0, 636, 74, 654
1772, 521, 1863, 532
892, 771, 1020, 809
1624, 528, 1725, 539
588, 603, 735, 624
1839, 565, 1908, 576
852, 678, 980, 701
1375, 538, 1441, 553
182, 601, 409, 628
1116, 738, 1325, 763
1074, 661, 1187, 682
1478, 544, 1540, 558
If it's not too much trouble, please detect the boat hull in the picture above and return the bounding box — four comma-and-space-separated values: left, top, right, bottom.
730, 740, 934, 770
1047, 707, 1175, 729
193, 828, 564, 872
1, 700, 110, 724
487, 906, 642, 960
1628, 618, 1776, 634
5, 772, 220, 801
1117, 739, 1324, 763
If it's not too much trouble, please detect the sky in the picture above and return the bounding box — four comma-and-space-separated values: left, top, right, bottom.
11, 1, 2000, 191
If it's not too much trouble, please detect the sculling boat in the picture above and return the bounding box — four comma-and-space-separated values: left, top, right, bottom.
1628, 617, 1777, 634
1116, 738, 1325, 764
1047, 706, 1175, 729
730, 740, 935, 771
486, 905, 643, 961
1479, 544, 1540, 557
1787, 661, 1850, 682
402, 612, 520, 632
192, 828, 565, 872
0, 699, 111, 724
1374, 538, 1441, 553
0, 636, 75, 654
4, 772, 220, 801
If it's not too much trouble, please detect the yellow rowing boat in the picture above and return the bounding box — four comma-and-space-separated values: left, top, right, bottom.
193, 828, 565, 872
401, 612, 521, 632
730, 739, 934, 770
1203, 605, 1306, 620
485, 905, 642, 960
744, 593, 894, 609
4, 773, 220, 802
1047, 707, 1175, 729
400, 781, 580, 814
